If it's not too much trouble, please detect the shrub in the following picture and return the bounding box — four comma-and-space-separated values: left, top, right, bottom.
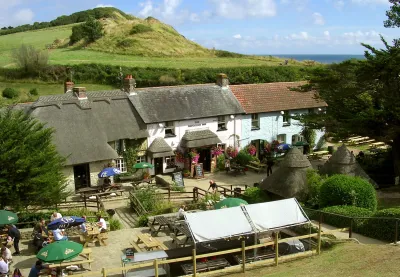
132, 187, 161, 212
306, 169, 324, 208
130, 24, 153, 35
319, 175, 377, 211
108, 218, 122, 231
361, 208, 400, 242
29, 88, 38, 96
81, 16, 103, 43
170, 182, 185, 192
12, 44, 48, 75
136, 215, 149, 227
234, 150, 253, 166
216, 155, 226, 171
321, 205, 373, 228
2, 87, 19, 99
241, 187, 269, 204
70, 24, 85, 45
117, 38, 136, 48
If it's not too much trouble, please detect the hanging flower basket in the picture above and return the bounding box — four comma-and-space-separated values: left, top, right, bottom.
226, 146, 238, 158
247, 144, 257, 156
211, 146, 224, 156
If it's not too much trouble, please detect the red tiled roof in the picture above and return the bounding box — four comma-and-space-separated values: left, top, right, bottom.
230, 81, 327, 114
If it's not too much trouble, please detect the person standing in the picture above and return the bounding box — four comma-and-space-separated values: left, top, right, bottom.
7, 225, 20, 255
224, 159, 231, 173
208, 180, 217, 193
266, 157, 274, 177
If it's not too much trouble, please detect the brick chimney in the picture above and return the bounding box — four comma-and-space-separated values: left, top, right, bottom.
216, 73, 229, 87
124, 74, 136, 95
64, 81, 74, 94
73, 87, 87, 100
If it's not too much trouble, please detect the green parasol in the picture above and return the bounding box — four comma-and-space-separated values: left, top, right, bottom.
0, 210, 18, 225
133, 162, 154, 169
37, 241, 83, 263
214, 198, 248, 209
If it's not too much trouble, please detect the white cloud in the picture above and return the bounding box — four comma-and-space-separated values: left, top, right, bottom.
138, 0, 154, 17
210, 0, 277, 19
312, 12, 325, 25
13, 8, 34, 24
280, 0, 309, 12
333, 0, 345, 9
96, 4, 114, 8
233, 34, 242, 39
137, 0, 192, 24
324, 30, 331, 40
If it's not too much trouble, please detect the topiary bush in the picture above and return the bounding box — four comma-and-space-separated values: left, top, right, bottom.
234, 149, 253, 166
2, 87, 19, 99
319, 175, 377, 211
321, 205, 373, 228
108, 217, 123, 231
361, 208, 400, 242
241, 187, 270, 204
135, 215, 149, 227
306, 169, 325, 208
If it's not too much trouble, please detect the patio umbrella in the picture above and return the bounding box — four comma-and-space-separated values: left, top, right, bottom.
214, 198, 248, 209
47, 216, 86, 231
0, 210, 18, 225
133, 162, 154, 169
277, 143, 291, 151
37, 241, 83, 263
98, 167, 122, 178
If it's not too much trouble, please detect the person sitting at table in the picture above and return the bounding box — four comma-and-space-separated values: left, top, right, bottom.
1, 246, 12, 264
34, 219, 48, 236
52, 229, 68, 241
28, 260, 49, 277
0, 256, 8, 276
177, 205, 186, 220
102, 177, 111, 190
50, 212, 62, 222
80, 216, 87, 233
97, 215, 107, 233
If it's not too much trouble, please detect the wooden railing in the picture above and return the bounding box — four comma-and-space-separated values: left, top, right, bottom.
64, 231, 321, 277
129, 191, 149, 217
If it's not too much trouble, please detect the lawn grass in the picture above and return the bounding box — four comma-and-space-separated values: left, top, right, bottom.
225, 243, 400, 277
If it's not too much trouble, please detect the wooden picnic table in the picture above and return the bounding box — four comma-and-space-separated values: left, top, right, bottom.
170, 222, 192, 247
246, 161, 266, 174
77, 186, 103, 195
131, 178, 154, 189
149, 216, 172, 236
181, 258, 230, 274
136, 233, 166, 251
370, 142, 385, 147
82, 223, 108, 247
229, 164, 246, 176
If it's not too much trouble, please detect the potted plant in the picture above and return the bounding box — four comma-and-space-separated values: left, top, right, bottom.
183, 169, 190, 177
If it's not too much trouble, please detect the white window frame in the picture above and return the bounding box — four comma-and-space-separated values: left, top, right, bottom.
292, 134, 304, 144
251, 113, 259, 130
136, 156, 146, 163
165, 156, 176, 169
283, 111, 291, 126
217, 116, 227, 131
277, 134, 286, 144
115, 158, 127, 173
165, 121, 175, 137
115, 139, 126, 152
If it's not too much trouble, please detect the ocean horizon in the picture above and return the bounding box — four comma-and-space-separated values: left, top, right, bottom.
261, 54, 365, 64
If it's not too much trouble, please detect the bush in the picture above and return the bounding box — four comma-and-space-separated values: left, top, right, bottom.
306, 169, 324, 208
70, 24, 85, 44
2, 87, 19, 99
108, 218, 122, 231
216, 155, 225, 171
170, 182, 185, 192
136, 215, 149, 227
117, 38, 136, 48
81, 16, 103, 43
12, 44, 48, 76
29, 88, 38, 96
241, 187, 269, 204
234, 150, 253, 166
132, 187, 161, 212
319, 175, 377, 211
130, 24, 153, 35
321, 205, 373, 228
361, 208, 400, 242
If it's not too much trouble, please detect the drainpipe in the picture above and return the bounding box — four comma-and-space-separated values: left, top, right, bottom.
233, 115, 236, 149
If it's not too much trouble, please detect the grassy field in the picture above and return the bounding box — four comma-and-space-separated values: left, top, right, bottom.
224, 243, 400, 277
0, 21, 294, 69
0, 81, 115, 104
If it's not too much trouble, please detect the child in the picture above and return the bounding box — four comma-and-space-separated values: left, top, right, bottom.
13, 268, 23, 277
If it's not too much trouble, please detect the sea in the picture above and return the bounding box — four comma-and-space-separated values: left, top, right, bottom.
264, 54, 365, 64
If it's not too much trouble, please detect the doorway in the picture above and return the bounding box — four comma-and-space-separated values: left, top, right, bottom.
154, 158, 163, 175
73, 163, 91, 191
198, 148, 211, 172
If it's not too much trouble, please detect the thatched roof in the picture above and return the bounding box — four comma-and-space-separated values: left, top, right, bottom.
147, 137, 174, 158
319, 144, 378, 188
260, 148, 312, 201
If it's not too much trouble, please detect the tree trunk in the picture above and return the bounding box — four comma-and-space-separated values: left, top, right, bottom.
392, 134, 400, 178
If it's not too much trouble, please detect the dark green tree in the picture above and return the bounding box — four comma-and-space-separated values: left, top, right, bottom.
384, 0, 400, 28
0, 108, 70, 210
81, 16, 103, 43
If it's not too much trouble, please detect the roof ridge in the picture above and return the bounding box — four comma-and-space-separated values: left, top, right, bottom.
135, 83, 216, 90
230, 81, 307, 87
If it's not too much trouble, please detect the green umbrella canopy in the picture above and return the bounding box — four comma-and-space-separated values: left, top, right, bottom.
214, 198, 248, 209
0, 210, 18, 225
133, 162, 154, 169
293, 141, 309, 146
37, 241, 83, 263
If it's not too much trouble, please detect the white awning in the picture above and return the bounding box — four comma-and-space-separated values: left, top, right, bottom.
244, 198, 309, 232
184, 198, 310, 244
184, 207, 253, 243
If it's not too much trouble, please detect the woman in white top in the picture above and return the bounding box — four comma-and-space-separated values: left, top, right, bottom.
97, 215, 107, 233
50, 212, 62, 222
1, 247, 11, 264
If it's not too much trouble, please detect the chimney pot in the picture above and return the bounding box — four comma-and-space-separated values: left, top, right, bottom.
73, 87, 87, 99
124, 74, 136, 95
64, 81, 74, 94
216, 73, 229, 87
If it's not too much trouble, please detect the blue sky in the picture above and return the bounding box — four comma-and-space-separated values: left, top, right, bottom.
0, 0, 397, 54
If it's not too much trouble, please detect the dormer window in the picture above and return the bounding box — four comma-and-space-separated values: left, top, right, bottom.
165, 121, 175, 137
217, 116, 227, 131
283, 111, 291, 126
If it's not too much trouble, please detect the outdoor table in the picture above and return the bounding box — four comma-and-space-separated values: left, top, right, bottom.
181, 258, 230, 275
121, 250, 168, 277
83, 224, 107, 247
136, 233, 164, 251
230, 165, 246, 176
77, 186, 103, 196
149, 216, 172, 236
171, 223, 192, 247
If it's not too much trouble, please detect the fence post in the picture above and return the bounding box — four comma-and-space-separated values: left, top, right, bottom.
84, 195, 87, 209
102, 267, 106, 277
168, 187, 171, 201
395, 220, 399, 245
349, 218, 353, 238
154, 259, 159, 277
96, 196, 100, 212
274, 231, 279, 266
317, 221, 322, 255
192, 248, 197, 277
241, 240, 246, 273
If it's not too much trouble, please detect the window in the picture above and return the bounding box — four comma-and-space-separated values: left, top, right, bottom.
217, 143, 226, 150
114, 139, 126, 153
165, 121, 175, 137
277, 134, 286, 143
115, 158, 127, 173
136, 156, 146, 163
251, 113, 259, 130
217, 116, 227, 131
292, 134, 303, 144
308, 108, 315, 114
165, 156, 176, 169
282, 111, 290, 126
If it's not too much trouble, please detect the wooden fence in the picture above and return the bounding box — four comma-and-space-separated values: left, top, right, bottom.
64, 231, 321, 277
